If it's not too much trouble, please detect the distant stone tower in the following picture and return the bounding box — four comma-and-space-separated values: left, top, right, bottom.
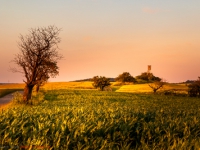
147, 65, 151, 74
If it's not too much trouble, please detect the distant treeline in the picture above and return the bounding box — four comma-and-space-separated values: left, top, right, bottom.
72, 78, 115, 82
72, 78, 195, 83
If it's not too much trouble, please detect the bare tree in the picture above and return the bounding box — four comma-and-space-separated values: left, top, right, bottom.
12, 25, 62, 103
148, 80, 166, 93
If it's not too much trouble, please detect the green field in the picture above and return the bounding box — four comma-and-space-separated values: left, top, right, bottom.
1, 86, 200, 149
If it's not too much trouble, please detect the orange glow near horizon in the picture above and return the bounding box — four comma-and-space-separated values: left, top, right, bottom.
1, 1, 200, 83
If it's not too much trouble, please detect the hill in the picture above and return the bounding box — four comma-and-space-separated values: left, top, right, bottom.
72, 78, 115, 82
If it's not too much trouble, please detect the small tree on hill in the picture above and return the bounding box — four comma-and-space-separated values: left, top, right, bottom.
12, 25, 62, 103
148, 79, 166, 93
92, 76, 111, 91
136, 72, 161, 82
188, 77, 200, 97
115, 72, 136, 84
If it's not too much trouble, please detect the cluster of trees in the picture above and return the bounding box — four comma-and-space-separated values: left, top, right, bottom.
92, 72, 165, 92
135, 72, 161, 82
92, 72, 137, 91
91, 72, 136, 91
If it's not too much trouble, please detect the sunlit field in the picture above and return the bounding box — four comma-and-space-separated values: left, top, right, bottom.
0, 83, 24, 90
116, 83, 188, 94
42, 82, 94, 90
0, 82, 94, 90
42, 82, 188, 95
0, 82, 188, 93
1, 82, 200, 149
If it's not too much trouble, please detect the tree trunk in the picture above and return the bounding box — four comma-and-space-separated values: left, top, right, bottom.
100, 86, 104, 91
36, 84, 40, 93
23, 85, 34, 103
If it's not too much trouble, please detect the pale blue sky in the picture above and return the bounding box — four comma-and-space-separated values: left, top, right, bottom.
1, 0, 200, 83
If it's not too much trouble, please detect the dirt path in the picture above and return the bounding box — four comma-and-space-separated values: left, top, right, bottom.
0, 91, 23, 105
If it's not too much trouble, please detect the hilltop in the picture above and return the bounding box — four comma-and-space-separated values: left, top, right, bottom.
72, 78, 115, 82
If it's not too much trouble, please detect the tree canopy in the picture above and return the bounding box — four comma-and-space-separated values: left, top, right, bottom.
12, 25, 62, 103
115, 72, 136, 84
92, 76, 111, 91
136, 72, 161, 82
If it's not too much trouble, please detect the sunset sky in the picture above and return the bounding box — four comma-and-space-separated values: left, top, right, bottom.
1, 0, 200, 83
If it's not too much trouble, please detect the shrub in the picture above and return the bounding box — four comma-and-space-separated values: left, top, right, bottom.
12, 91, 45, 105
12, 91, 23, 104
188, 77, 200, 97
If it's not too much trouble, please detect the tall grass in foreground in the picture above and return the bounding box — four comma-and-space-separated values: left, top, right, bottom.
1, 90, 200, 149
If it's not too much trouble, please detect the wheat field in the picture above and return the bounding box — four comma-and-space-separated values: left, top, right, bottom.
1, 82, 198, 149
